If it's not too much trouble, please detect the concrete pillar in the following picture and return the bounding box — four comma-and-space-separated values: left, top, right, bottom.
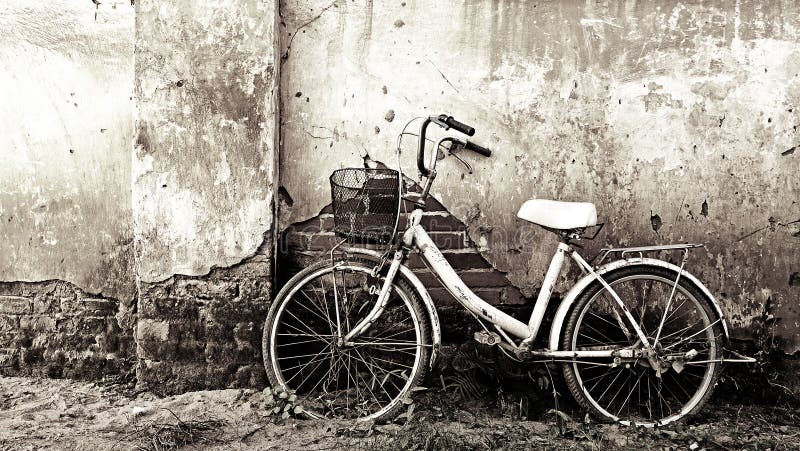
134, 0, 279, 392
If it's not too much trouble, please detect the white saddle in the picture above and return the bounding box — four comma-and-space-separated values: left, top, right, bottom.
517, 199, 598, 230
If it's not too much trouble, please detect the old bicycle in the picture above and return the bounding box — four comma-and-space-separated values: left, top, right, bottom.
262, 114, 754, 426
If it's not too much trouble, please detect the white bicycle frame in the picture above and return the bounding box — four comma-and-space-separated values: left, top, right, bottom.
344, 209, 653, 360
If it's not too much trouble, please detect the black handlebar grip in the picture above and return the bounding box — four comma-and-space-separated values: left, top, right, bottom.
443, 116, 475, 136
464, 140, 492, 157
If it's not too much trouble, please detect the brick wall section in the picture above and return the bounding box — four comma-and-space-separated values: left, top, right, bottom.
0, 281, 134, 380
136, 238, 272, 395
279, 195, 535, 342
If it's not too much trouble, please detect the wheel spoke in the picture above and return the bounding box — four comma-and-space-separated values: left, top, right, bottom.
296, 292, 336, 333
616, 370, 646, 418
662, 318, 720, 351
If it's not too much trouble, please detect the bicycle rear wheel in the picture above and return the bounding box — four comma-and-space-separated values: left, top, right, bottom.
561, 265, 723, 426
262, 260, 430, 422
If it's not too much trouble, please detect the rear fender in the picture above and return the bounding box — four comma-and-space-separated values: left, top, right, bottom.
547, 257, 730, 351
342, 247, 441, 369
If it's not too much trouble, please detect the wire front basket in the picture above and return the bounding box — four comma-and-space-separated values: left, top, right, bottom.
330, 168, 401, 245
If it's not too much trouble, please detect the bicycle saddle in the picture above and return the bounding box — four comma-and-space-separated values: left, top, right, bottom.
517, 199, 598, 230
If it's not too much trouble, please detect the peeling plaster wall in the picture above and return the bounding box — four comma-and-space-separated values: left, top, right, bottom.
134, 0, 277, 283
280, 1, 800, 352
0, 0, 136, 378
134, 0, 278, 393
0, 0, 135, 303
0, 0, 279, 388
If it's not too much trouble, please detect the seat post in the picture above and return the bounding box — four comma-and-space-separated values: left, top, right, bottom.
526, 241, 571, 342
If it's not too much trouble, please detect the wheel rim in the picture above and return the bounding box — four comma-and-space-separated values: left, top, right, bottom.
269, 264, 423, 420
570, 274, 719, 426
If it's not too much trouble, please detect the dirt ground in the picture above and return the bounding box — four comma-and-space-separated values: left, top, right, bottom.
0, 375, 798, 451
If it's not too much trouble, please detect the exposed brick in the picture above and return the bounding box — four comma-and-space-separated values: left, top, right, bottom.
175, 338, 206, 362
406, 251, 493, 270
470, 288, 504, 305
0, 278, 146, 380
205, 341, 256, 365
425, 288, 511, 307
426, 288, 459, 306
500, 288, 529, 305
32, 292, 60, 314
0, 348, 18, 368
459, 270, 509, 288
59, 297, 78, 314
137, 338, 178, 361
137, 360, 207, 395
225, 261, 270, 280
233, 364, 267, 388
137, 319, 170, 342
140, 295, 199, 320
419, 213, 462, 231
0, 296, 31, 314
174, 279, 238, 300
19, 316, 57, 332
410, 271, 443, 288
307, 233, 340, 250
441, 251, 494, 269
411, 269, 508, 289
205, 363, 242, 390
233, 321, 258, 347
204, 299, 264, 324
1, 332, 31, 348
80, 298, 118, 316
0, 315, 19, 332
319, 215, 335, 231
429, 231, 467, 249
65, 317, 108, 336
238, 278, 271, 300
287, 219, 321, 234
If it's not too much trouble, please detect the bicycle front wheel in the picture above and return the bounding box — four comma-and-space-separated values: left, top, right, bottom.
262, 260, 430, 422
561, 265, 723, 426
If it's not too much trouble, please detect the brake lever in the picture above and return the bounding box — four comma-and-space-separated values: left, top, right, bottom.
448, 143, 473, 174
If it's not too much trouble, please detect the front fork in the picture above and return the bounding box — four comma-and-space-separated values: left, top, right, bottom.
341, 249, 404, 344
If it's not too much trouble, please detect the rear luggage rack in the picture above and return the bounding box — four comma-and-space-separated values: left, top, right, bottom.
594, 243, 704, 266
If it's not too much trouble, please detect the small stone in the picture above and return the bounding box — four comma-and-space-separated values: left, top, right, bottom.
384, 109, 395, 122
394, 19, 405, 28
294, 91, 302, 97
374, 126, 380, 134
382, 85, 388, 94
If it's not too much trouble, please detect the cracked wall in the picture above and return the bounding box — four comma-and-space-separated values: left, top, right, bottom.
279, 0, 800, 352
0, 1, 136, 378
0, 0, 279, 390
134, 0, 278, 393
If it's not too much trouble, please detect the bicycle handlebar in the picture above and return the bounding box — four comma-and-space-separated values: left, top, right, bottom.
417, 117, 434, 176
464, 140, 492, 157
416, 114, 490, 176
443, 115, 475, 136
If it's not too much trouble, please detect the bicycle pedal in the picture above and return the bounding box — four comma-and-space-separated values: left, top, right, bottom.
473, 331, 502, 346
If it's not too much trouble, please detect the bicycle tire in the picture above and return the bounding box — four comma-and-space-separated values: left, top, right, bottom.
561, 265, 723, 426
262, 258, 431, 422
